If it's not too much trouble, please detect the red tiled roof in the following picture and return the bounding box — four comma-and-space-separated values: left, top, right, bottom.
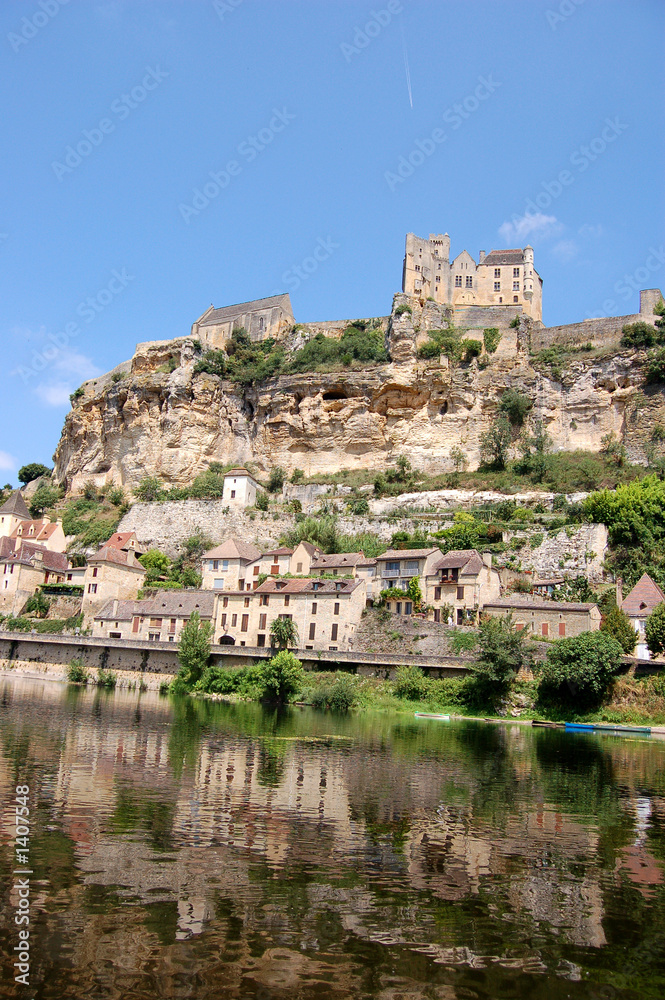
262, 548, 293, 556
203, 538, 262, 562
622, 574, 665, 617
433, 549, 484, 574
88, 546, 145, 571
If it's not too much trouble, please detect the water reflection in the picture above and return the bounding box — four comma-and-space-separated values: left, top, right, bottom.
0, 674, 664, 999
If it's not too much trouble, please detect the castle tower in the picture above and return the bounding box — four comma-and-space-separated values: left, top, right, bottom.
523, 245, 534, 302
402, 232, 450, 304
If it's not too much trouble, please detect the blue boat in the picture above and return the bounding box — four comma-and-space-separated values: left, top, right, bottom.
565, 722, 651, 736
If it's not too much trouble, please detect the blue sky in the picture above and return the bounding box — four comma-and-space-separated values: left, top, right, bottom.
1, 0, 663, 481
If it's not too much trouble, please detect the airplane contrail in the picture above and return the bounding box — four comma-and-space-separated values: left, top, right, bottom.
401, 20, 413, 108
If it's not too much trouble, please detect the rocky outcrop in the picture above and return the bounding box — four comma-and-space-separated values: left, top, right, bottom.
52, 324, 663, 494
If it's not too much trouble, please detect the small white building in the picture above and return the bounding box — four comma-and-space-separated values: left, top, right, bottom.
621, 574, 665, 659
222, 468, 260, 507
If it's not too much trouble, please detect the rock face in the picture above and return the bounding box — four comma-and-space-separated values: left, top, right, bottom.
53, 330, 661, 494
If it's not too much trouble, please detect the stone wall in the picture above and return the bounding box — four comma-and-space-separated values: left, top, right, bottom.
506, 523, 608, 583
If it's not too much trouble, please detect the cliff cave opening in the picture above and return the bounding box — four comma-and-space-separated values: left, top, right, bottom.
322, 391, 348, 401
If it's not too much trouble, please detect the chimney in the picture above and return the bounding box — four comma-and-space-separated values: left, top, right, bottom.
479, 250, 486, 262
616, 577, 623, 607
112, 599, 118, 617
482, 552, 492, 569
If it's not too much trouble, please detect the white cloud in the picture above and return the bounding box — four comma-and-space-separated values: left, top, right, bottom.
552, 240, 579, 263
52, 350, 101, 382
498, 212, 563, 244
578, 223, 603, 239
33, 384, 75, 407
0, 451, 16, 472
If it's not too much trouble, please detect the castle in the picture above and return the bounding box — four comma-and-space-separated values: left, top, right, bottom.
402, 232, 543, 322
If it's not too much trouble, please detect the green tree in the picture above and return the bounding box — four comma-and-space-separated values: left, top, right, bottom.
267, 467, 285, 493
536, 631, 623, 708
176, 611, 213, 688
480, 417, 512, 469
600, 605, 637, 654
620, 321, 659, 348
474, 613, 532, 694
406, 576, 423, 611
499, 389, 533, 426
517, 419, 552, 482
645, 346, 665, 384
645, 602, 665, 656
18, 463, 51, 485
346, 492, 370, 515
259, 650, 305, 703
134, 476, 165, 502
24, 590, 51, 619
483, 327, 501, 354
29, 482, 61, 517
270, 616, 299, 649
291, 468, 305, 484
255, 491, 269, 511
139, 549, 171, 582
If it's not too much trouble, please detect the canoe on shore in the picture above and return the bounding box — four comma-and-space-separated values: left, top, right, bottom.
414, 713, 450, 721
564, 722, 651, 736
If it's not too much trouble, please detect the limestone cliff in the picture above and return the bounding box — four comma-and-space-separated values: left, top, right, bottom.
52, 303, 664, 493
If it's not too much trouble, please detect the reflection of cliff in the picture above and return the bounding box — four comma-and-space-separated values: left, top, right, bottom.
2, 677, 665, 998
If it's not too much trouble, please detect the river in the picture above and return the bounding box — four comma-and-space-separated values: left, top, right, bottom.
0, 674, 664, 999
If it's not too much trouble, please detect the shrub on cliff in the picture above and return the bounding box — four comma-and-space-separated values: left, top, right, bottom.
483, 328, 502, 353
288, 325, 388, 373
645, 346, 665, 383
499, 389, 533, 426
479, 417, 512, 469
620, 321, 660, 349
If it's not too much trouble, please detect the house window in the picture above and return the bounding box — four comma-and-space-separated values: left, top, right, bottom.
213, 560, 219, 570
241, 615, 249, 632
169, 618, 176, 633
231, 614, 237, 627
455, 275, 462, 287
259, 614, 267, 629
559, 622, 566, 636
88, 583, 97, 594
92, 567, 98, 578
284, 595, 290, 607
465, 275, 473, 288
435, 275, 440, 283
296, 562, 303, 573
513, 296, 519, 303
223, 596, 229, 608
132, 617, 139, 633
148, 632, 160, 641
415, 264, 421, 271
244, 597, 250, 607
513, 267, 520, 277
434, 587, 441, 600
253, 566, 260, 575
396, 602, 402, 614
334, 603, 340, 615
150, 618, 162, 628
109, 632, 122, 639
222, 560, 229, 570
494, 268, 501, 278
513, 281, 519, 291
331, 624, 338, 641
386, 561, 399, 572
499, 296, 503, 303
67, 573, 72, 581
230, 490, 236, 499
260, 595, 269, 606
405, 602, 413, 615
271, 564, 279, 575
542, 622, 549, 636
434, 609, 441, 623
221, 614, 227, 627
494, 282, 500, 291
311, 602, 317, 615
457, 587, 464, 600
309, 623, 316, 640
279, 613, 292, 621
257, 634, 265, 646
313, 582, 322, 591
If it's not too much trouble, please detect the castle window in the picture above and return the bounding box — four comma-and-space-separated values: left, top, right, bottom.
513, 281, 519, 291
494, 268, 501, 278
465, 276, 473, 288
513, 267, 520, 277
494, 282, 500, 291
455, 275, 462, 287
435, 275, 440, 282
499, 296, 503, 303
259, 317, 264, 329
415, 264, 420, 271
513, 296, 519, 302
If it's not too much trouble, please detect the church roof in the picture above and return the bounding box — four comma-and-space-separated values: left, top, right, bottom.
622, 574, 665, 617
198, 294, 293, 327
0, 491, 31, 520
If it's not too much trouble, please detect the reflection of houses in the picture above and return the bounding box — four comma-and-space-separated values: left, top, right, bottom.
621, 574, 665, 659
425, 549, 501, 624
482, 598, 601, 638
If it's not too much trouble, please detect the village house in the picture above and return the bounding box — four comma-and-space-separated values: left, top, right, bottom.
104, 531, 146, 555
93, 591, 215, 642
376, 548, 442, 612
425, 549, 501, 624
9, 516, 67, 553
214, 576, 366, 651
310, 551, 379, 601
222, 468, 260, 507
289, 541, 323, 575
0, 541, 69, 616
0, 491, 32, 540
621, 574, 665, 660
81, 545, 146, 619
201, 538, 262, 590
482, 598, 601, 638
258, 547, 294, 577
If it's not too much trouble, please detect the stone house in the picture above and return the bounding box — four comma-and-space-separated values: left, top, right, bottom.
0, 541, 69, 615
621, 574, 665, 660
425, 549, 501, 624
0, 491, 32, 540
201, 538, 262, 590
104, 531, 146, 555
10, 517, 67, 553
310, 551, 378, 600
214, 577, 366, 651
482, 598, 601, 638
289, 541, 323, 575
258, 547, 294, 577
402, 232, 542, 321
376, 548, 442, 598
190, 293, 294, 350
222, 469, 260, 507
81, 546, 146, 619
93, 591, 215, 642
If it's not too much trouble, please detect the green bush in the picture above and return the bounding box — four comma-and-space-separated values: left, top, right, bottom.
18, 463, 51, 484
499, 389, 533, 426
509, 316, 520, 329
448, 630, 478, 654
600, 606, 637, 654
620, 321, 659, 349
473, 613, 532, 695
96, 668, 117, 688
258, 651, 305, 703
461, 338, 482, 361
394, 303, 412, 316
645, 602, 665, 656
255, 491, 269, 511
483, 327, 501, 353
310, 673, 357, 712
268, 467, 285, 493
645, 346, 665, 383
393, 665, 430, 700
536, 631, 624, 708
69, 387, 85, 404
134, 476, 166, 502
67, 659, 88, 683
288, 326, 389, 373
